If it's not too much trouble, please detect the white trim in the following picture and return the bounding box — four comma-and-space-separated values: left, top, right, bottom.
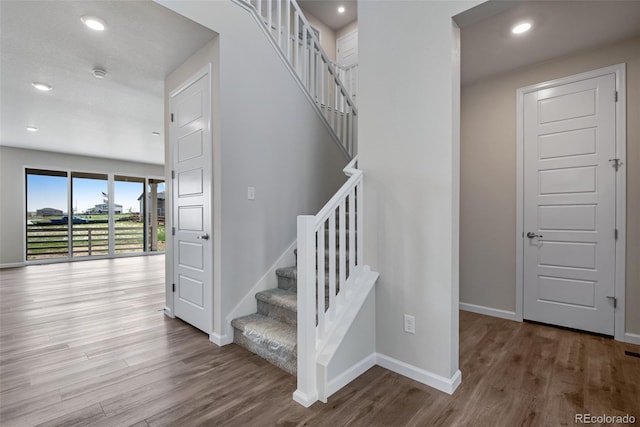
613, 65, 627, 342
223, 240, 297, 340
0, 262, 25, 269
624, 333, 640, 346
459, 302, 517, 321
324, 353, 376, 401
164, 307, 175, 318
375, 353, 462, 395
210, 332, 233, 347
515, 88, 525, 322
292, 390, 318, 408
515, 64, 627, 339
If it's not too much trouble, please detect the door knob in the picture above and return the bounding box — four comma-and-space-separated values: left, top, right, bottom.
197, 233, 210, 240
526, 232, 543, 239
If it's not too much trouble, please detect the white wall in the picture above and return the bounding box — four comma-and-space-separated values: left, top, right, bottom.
0, 146, 163, 266
157, 0, 348, 340
460, 36, 640, 335
358, 0, 481, 386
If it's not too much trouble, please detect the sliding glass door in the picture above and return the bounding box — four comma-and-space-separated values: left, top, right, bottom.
71, 172, 110, 257
25, 169, 165, 262
26, 169, 69, 260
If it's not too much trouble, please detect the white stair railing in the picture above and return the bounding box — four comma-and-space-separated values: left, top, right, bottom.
333, 62, 358, 107
235, 0, 358, 157
294, 156, 364, 406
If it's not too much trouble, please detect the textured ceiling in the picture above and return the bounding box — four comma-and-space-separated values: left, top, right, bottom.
0, 0, 215, 165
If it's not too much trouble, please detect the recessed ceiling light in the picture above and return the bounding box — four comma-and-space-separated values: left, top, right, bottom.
26, 126, 39, 132
512, 22, 532, 35
337, 6, 345, 14
81, 16, 106, 31
92, 68, 107, 79
151, 132, 160, 136
32, 82, 52, 92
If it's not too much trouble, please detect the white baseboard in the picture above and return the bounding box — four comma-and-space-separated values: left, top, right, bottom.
0, 262, 24, 269
325, 353, 376, 400
459, 302, 517, 321
210, 332, 233, 347
625, 333, 640, 345
376, 353, 462, 395
163, 307, 175, 318
224, 240, 296, 336
292, 389, 318, 408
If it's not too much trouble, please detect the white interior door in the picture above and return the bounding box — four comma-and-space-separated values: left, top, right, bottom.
523, 73, 617, 335
170, 72, 212, 334
336, 30, 358, 67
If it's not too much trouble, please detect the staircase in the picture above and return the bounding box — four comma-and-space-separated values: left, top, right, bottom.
231, 216, 350, 376
228, 0, 377, 407
231, 267, 298, 374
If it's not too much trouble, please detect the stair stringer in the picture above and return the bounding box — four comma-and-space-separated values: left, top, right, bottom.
316, 267, 379, 402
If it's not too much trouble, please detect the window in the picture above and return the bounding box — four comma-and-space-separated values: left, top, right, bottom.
25, 168, 164, 262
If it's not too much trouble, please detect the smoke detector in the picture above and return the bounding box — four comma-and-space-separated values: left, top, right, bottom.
92, 68, 107, 79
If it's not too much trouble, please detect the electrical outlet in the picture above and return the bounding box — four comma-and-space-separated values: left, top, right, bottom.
247, 186, 255, 200
404, 314, 415, 334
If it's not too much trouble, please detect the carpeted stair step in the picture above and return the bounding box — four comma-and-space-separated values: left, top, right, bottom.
256, 288, 297, 326
276, 265, 344, 294
231, 313, 296, 375
276, 266, 297, 291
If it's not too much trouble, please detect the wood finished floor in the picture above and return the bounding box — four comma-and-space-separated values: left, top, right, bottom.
1, 256, 639, 426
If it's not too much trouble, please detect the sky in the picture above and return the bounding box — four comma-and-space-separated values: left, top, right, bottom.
27, 174, 164, 214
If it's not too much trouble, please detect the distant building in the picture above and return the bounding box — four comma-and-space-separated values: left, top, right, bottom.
86, 203, 123, 214
36, 207, 63, 216
138, 191, 165, 217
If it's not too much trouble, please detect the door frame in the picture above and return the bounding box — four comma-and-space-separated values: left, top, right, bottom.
515, 63, 626, 341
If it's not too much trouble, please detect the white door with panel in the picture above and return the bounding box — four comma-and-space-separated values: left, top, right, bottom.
336, 30, 358, 67
171, 73, 212, 334
523, 73, 617, 335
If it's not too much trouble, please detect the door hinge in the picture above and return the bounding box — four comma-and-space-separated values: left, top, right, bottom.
172, 227, 176, 236
606, 296, 617, 308
171, 170, 175, 179
614, 91, 618, 102
609, 158, 621, 171
172, 283, 176, 293
171, 113, 174, 122
614, 228, 618, 240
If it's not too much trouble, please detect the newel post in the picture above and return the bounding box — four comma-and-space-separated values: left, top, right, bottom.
293, 215, 318, 407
